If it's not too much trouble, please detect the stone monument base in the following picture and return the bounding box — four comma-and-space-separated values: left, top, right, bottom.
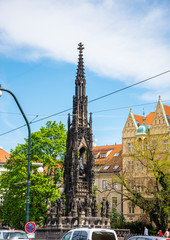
36, 216, 110, 239
47, 215, 110, 230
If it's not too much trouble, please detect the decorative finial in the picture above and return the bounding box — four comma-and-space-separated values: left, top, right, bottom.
130, 108, 132, 113
77, 42, 84, 51
76, 42, 85, 81
159, 96, 161, 101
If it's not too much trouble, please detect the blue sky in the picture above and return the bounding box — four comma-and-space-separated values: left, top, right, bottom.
0, 0, 170, 153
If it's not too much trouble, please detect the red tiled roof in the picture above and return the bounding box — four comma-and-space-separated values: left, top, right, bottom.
163, 104, 170, 118
99, 150, 122, 173
93, 144, 122, 166
0, 149, 10, 164
133, 114, 143, 126
93, 151, 100, 155
100, 150, 108, 154
93, 145, 115, 152
145, 112, 155, 125
134, 112, 155, 126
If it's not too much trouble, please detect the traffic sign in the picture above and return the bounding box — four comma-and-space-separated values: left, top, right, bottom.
25, 222, 36, 233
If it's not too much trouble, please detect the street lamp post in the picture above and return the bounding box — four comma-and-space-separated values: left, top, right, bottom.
0, 85, 31, 224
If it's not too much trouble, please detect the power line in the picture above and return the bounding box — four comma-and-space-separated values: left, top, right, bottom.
0, 111, 49, 117
0, 124, 26, 136
30, 69, 170, 124
0, 69, 170, 137
1, 69, 170, 118
89, 69, 170, 103
93, 100, 170, 113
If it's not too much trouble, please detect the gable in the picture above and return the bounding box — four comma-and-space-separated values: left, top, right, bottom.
78, 137, 87, 150
150, 98, 169, 134
122, 110, 138, 137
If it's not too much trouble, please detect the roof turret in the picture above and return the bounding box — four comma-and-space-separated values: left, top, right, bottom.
136, 110, 149, 135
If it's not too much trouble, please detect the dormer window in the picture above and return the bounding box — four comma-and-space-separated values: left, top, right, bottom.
103, 165, 110, 170
101, 154, 106, 158
113, 165, 119, 170
114, 152, 120, 157
93, 152, 100, 159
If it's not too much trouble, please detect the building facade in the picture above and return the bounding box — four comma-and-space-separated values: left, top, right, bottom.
122, 96, 170, 222
93, 144, 123, 214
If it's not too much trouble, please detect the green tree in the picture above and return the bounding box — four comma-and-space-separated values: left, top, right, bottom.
113, 136, 170, 232
0, 121, 67, 229
110, 207, 125, 229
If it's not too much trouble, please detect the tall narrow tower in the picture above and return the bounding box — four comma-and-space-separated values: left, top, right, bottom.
64, 43, 95, 216
46, 44, 110, 230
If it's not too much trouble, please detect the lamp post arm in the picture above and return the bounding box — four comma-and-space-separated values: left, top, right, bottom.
0, 87, 31, 224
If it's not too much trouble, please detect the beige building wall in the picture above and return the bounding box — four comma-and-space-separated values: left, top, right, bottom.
122, 96, 170, 222
95, 171, 122, 214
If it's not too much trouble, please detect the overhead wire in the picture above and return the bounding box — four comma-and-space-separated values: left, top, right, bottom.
0, 69, 170, 137
88, 69, 170, 103
28, 69, 170, 124
93, 100, 170, 113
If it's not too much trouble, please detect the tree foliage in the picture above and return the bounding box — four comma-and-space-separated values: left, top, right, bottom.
110, 207, 125, 229
0, 121, 67, 229
112, 136, 170, 231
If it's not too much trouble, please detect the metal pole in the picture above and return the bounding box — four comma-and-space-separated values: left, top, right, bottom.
0, 86, 31, 224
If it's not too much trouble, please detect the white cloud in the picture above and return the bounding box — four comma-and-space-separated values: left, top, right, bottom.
0, 0, 170, 100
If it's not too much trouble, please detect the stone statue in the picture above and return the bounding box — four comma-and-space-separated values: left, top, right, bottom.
71, 196, 77, 217
85, 195, 91, 216
106, 200, 110, 218
60, 196, 65, 216
94, 198, 98, 217
91, 197, 98, 217
77, 197, 82, 216
101, 199, 106, 217
79, 157, 84, 175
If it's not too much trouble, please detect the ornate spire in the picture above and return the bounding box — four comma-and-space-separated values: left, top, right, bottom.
76, 42, 85, 82
73, 43, 88, 127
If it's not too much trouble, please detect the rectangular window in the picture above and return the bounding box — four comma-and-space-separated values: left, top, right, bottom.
102, 180, 107, 190
144, 141, 147, 150
128, 161, 134, 172
164, 140, 168, 150
128, 143, 133, 152
128, 203, 135, 214
112, 197, 117, 208
137, 185, 140, 192
113, 182, 118, 189
152, 140, 157, 149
